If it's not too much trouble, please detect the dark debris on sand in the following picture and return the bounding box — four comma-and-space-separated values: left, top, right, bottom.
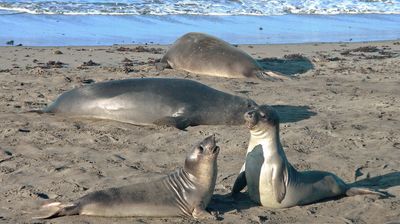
53, 50, 63, 55
46, 60, 65, 68
34, 61, 66, 69
81, 79, 95, 84
77, 60, 100, 69
283, 53, 307, 60
115, 46, 164, 54
121, 57, 133, 63
82, 60, 100, 66
340, 46, 398, 59
0, 69, 12, 73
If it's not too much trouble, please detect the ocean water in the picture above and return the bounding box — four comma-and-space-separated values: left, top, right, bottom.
0, 1, 400, 46
1, 0, 399, 15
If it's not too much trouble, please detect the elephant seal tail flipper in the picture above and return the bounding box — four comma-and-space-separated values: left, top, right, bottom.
24, 102, 57, 114
255, 71, 290, 81
33, 202, 79, 219
346, 187, 387, 197
26, 104, 57, 114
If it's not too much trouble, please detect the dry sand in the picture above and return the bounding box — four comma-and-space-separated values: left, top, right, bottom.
0, 41, 399, 224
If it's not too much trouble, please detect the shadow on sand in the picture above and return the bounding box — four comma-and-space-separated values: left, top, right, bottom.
257, 55, 314, 76
352, 171, 400, 190
209, 172, 399, 218
271, 105, 317, 123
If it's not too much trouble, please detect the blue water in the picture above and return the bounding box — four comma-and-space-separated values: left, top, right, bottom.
1, 14, 399, 46
0, 1, 399, 46
0, 0, 399, 15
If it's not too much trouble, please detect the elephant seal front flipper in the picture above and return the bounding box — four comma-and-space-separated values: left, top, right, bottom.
152, 116, 193, 130
231, 164, 247, 195
231, 172, 246, 195
34, 135, 220, 219
232, 105, 385, 208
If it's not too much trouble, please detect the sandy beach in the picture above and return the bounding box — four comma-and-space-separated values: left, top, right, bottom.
0, 40, 399, 223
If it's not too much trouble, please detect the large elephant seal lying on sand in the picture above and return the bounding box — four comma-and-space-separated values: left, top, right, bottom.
160, 32, 287, 81
232, 105, 385, 208
35, 135, 219, 219
39, 78, 257, 130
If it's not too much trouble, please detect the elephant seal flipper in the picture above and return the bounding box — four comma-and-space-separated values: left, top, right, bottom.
272, 154, 287, 203
256, 71, 289, 81
33, 202, 78, 219
346, 187, 387, 197
152, 116, 192, 130
231, 171, 246, 195
192, 207, 215, 219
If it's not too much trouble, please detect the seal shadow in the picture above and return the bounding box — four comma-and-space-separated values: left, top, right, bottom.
208, 146, 264, 217
352, 171, 400, 190
209, 192, 257, 218
257, 55, 314, 76
271, 105, 317, 123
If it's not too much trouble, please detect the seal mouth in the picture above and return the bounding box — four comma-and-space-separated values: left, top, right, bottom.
245, 120, 257, 130
244, 110, 258, 130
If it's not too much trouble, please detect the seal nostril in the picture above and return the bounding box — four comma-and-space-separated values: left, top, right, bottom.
198, 146, 204, 153
213, 146, 219, 154
247, 111, 255, 118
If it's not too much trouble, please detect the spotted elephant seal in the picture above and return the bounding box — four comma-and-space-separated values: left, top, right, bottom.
35, 135, 219, 219
38, 78, 257, 130
160, 32, 287, 81
231, 105, 385, 208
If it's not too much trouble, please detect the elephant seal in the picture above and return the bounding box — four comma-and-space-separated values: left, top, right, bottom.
160, 32, 287, 81
35, 135, 219, 219
39, 78, 257, 130
231, 105, 385, 208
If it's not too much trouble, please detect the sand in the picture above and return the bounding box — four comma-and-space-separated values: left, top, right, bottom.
0, 41, 399, 224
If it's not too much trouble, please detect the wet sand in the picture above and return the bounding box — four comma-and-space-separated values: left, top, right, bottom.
0, 41, 399, 223
1, 14, 400, 46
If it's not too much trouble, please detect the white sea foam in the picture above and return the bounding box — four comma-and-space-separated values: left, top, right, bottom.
0, 0, 399, 15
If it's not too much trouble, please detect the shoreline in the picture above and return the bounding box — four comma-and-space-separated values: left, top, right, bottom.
0, 38, 399, 49
1, 14, 400, 46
